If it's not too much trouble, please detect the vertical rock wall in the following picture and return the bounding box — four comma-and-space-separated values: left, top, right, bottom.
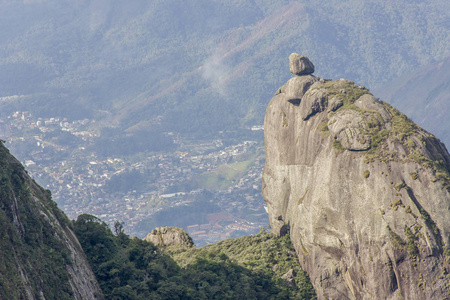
263, 54, 450, 299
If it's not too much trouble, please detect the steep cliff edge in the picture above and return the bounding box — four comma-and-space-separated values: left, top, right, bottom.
262, 54, 450, 300
0, 142, 103, 299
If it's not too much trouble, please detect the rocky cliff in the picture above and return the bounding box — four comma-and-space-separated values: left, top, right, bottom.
0, 142, 103, 299
262, 54, 450, 299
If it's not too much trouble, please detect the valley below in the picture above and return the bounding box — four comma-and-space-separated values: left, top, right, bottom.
1, 110, 267, 246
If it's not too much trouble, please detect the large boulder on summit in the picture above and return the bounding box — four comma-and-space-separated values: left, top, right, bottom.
289, 53, 315, 75
263, 55, 450, 299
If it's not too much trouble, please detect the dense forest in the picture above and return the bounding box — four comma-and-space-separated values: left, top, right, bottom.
73, 214, 316, 299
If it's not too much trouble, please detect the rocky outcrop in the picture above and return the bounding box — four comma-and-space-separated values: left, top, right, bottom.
289, 53, 315, 75
144, 226, 194, 248
0, 143, 103, 299
262, 54, 450, 299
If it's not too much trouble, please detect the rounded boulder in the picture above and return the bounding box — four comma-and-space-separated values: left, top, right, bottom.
289, 53, 315, 75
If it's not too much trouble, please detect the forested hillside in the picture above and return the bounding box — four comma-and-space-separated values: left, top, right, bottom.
73, 214, 316, 299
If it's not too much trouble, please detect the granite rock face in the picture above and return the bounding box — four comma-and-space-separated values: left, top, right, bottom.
263, 56, 450, 300
144, 226, 194, 248
289, 53, 315, 75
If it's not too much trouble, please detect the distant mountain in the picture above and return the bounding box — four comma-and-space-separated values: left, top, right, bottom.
0, 0, 448, 138
375, 56, 450, 148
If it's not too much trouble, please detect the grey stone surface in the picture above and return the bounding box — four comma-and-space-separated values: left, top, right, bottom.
299, 88, 328, 120
289, 53, 315, 75
262, 59, 450, 300
328, 109, 371, 151
275, 75, 317, 102
281, 269, 296, 287
354, 93, 391, 122
144, 226, 194, 247
327, 96, 343, 112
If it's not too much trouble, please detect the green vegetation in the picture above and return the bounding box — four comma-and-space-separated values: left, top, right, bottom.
0, 144, 74, 299
322, 80, 370, 109
391, 199, 404, 211
298, 189, 308, 205
394, 182, 407, 191
171, 232, 316, 300
363, 170, 370, 179
320, 119, 330, 138
406, 138, 416, 149
319, 80, 449, 194
73, 215, 316, 299
404, 226, 419, 260
387, 226, 406, 249
386, 105, 418, 141
165, 149, 263, 194
321, 81, 393, 157
93, 129, 175, 158
369, 129, 390, 150
410, 172, 419, 180
419, 208, 441, 237
137, 195, 221, 235
198, 155, 257, 190
333, 140, 344, 153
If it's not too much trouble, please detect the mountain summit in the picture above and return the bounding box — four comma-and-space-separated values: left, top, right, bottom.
263, 54, 450, 299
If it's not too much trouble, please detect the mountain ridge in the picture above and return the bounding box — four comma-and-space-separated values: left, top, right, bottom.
1, 0, 449, 138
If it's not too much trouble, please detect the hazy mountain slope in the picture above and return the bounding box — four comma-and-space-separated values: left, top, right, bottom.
0, 142, 103, 299
375, 56, 450, 147
0, 0, 448, 137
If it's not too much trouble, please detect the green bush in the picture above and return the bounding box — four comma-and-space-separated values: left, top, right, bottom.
333, 140, 344, 153
363, 170, 370, 179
